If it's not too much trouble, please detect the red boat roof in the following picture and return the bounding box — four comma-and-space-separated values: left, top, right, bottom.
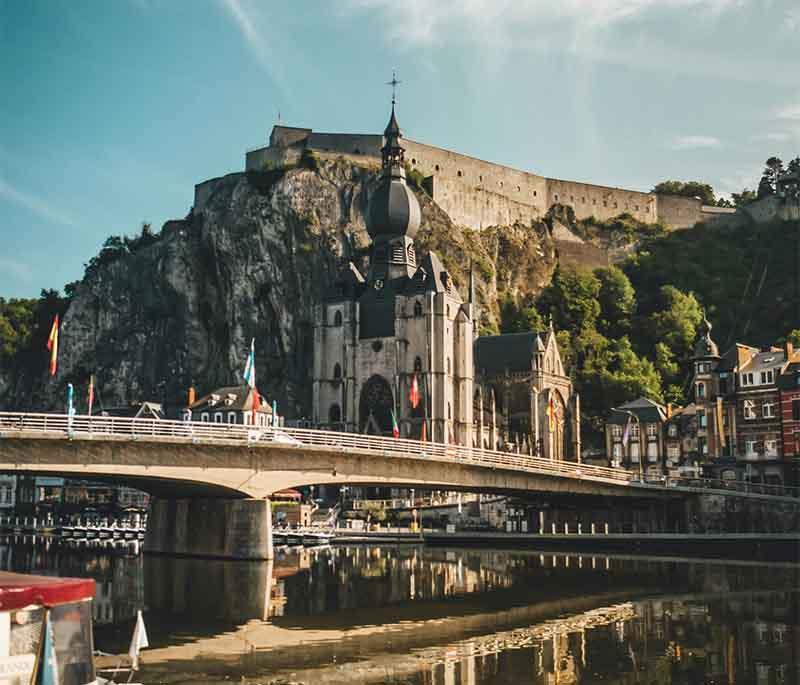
0, 572, 95, 611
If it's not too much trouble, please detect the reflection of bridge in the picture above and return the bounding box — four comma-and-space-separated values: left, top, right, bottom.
1, 412, 797, 559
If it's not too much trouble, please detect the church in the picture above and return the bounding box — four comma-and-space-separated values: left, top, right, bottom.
312, 103, 581, 461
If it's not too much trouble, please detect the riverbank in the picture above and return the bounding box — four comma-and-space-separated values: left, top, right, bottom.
333, 530, 800, 561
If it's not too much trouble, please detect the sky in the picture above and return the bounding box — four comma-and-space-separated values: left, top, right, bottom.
1, 0, 798, 298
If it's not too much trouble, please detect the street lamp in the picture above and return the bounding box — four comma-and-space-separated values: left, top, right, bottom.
613, 408, 643, 482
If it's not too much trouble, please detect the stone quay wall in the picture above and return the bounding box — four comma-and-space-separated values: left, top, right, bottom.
237, 125, 710, 231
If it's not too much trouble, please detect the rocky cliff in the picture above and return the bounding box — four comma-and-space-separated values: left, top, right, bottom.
0, 156, 558, 415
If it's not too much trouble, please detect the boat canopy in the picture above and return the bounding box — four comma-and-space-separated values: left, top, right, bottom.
0, 571, 95, 611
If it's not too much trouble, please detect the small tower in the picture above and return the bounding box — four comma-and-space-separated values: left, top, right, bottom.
365, 104, 421, 282
691, 311, 723, 460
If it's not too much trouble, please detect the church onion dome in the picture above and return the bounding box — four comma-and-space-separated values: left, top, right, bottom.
365, 106, 421, 240
693, 312, 719, 358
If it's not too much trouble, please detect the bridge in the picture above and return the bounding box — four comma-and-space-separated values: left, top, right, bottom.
1, 412, 797, 559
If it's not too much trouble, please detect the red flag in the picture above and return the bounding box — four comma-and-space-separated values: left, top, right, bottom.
46, 315, 59, 377
87, 375, 95, 416
251, 387, 261, 425
409, 373, 420, 409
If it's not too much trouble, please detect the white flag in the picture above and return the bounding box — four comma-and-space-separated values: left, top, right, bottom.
128, 610, 149, 670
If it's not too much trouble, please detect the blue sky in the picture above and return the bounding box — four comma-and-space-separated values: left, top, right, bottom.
1, 0, 798, 298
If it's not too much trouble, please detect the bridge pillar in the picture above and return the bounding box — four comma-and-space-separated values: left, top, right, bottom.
144, 497, 273, 560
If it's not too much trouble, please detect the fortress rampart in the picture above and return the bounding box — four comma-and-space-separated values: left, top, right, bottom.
231, 125, 732, 231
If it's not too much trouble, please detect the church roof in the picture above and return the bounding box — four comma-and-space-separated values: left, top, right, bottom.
404, 252, 457, 297
474, 331, 546, 374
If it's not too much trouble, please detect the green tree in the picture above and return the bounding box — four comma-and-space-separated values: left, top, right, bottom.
647, 285, 703, 359
654, 342, 679, 382
538, 267, 601, 333
499, 294, 545, 334
595, 266, 636, 336
784, 329, 800, 347
652, 180, 716, 205
788, 157, 800, 175
731, 188, 756, 207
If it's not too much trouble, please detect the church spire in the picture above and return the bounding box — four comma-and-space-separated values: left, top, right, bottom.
381, 71, 405, 174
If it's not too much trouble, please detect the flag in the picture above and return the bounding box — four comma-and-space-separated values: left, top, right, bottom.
420, 419, 427, 443
243, 338, 255, 388
87, 375, 95, 416
46, 315, 59, 377
409, 373, 420, 409
391, 410, 399, 438
66, 383, 74, 416
34, 610, 58, 685
547, 397, 556, 433
251, 387, 261, 425
128, 609, 149, 670
621, 415, 631, 447
716, 397, 726, 448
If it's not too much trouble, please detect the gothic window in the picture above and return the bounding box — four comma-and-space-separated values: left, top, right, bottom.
333, 363, 342, 379
435, 164, 440, 171
457, 170, 463, 177
448, 402, 452, 419
696, 382, 706, 399
214, 413, 223, 423
201, 413, 209, 422
414, 300, 423, 317
333, 310, 342, 326
329, 404, 341, 423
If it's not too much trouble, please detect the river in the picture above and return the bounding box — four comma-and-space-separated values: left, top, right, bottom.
1, 537, 797, 684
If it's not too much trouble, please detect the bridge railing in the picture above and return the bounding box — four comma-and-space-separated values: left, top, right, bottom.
1, 412, 798, 498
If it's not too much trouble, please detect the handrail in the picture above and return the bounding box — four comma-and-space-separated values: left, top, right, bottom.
0, 412, 797, 499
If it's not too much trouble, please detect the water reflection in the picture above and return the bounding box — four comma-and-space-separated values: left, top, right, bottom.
0, 536, 797, 684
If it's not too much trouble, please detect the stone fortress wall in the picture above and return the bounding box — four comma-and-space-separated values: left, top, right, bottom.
233, 125, 732, 231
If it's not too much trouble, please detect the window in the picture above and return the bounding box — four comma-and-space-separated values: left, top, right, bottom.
448, 402, 452, 420
612, 425, 622, 439
414, 300, 423, 317
201, 412, 209, 422
333, 310, 342, 326
744, 400, 756, 420
435, 164, 440, 171
214, 412, 223, 423
647, 442, 658, 459
667, 445, 680, 459
699, 439, 708, 455
696, 382, 706, 399
447, 358, 451, 374
612, 443, 622, 458
228, 412, 236, 424
333, 362, 342, 379
745, 440, 758, 456
697, 410, 707, 428
762, 402, 776, 418
630, 443, 640, 461
741, 372, 754, 386
646, 423, 658, 439
760, 370, 773, 384
668, 424, 678, 437
629, 422, 639, 438
697, 362, 709, 374
793, 399, 800, 421
764, 439, 778, 456
414, 356, 423, 372
329, 404, 341, 423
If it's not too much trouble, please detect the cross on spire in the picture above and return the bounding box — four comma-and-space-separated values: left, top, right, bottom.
386, 70, 401, 106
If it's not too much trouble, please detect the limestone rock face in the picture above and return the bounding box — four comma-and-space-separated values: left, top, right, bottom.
0, 157, 557, 414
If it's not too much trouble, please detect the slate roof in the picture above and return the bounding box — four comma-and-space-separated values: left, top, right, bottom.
607, 397, 667, 425
739, 348, 786, 375
474, 331, 545, 375
190, 385, 272, 413
778, 362, 800, 391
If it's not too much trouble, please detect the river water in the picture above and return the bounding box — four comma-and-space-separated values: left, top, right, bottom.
1, 537, 797, 684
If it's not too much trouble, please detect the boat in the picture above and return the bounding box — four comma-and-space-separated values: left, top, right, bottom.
302, 531, 333, 546
0, 571, 96, 685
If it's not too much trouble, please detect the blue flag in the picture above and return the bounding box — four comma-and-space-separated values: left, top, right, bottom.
35, 610, 59, 685
243, 339, 256, 388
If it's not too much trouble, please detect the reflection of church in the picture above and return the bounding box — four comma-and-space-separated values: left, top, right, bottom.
312, 103, 580, 460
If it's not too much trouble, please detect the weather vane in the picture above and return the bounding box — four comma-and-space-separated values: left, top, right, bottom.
386, 70, 401, 106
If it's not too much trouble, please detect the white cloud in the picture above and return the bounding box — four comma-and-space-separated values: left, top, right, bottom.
785, 7, 800, 31
0, 179, 77, 227
772, 103, 800, 121
0, 258, 34, 284
218, 0, 291, 92
668, 135, 723, 150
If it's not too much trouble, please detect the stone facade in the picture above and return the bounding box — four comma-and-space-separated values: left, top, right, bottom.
311, 106, 578, 458
242, 124, 719, 231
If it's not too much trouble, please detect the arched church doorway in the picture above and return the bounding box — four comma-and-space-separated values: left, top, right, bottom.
359, 375, 394, 435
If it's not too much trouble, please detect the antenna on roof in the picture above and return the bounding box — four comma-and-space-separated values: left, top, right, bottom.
277, 109, 282, 124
